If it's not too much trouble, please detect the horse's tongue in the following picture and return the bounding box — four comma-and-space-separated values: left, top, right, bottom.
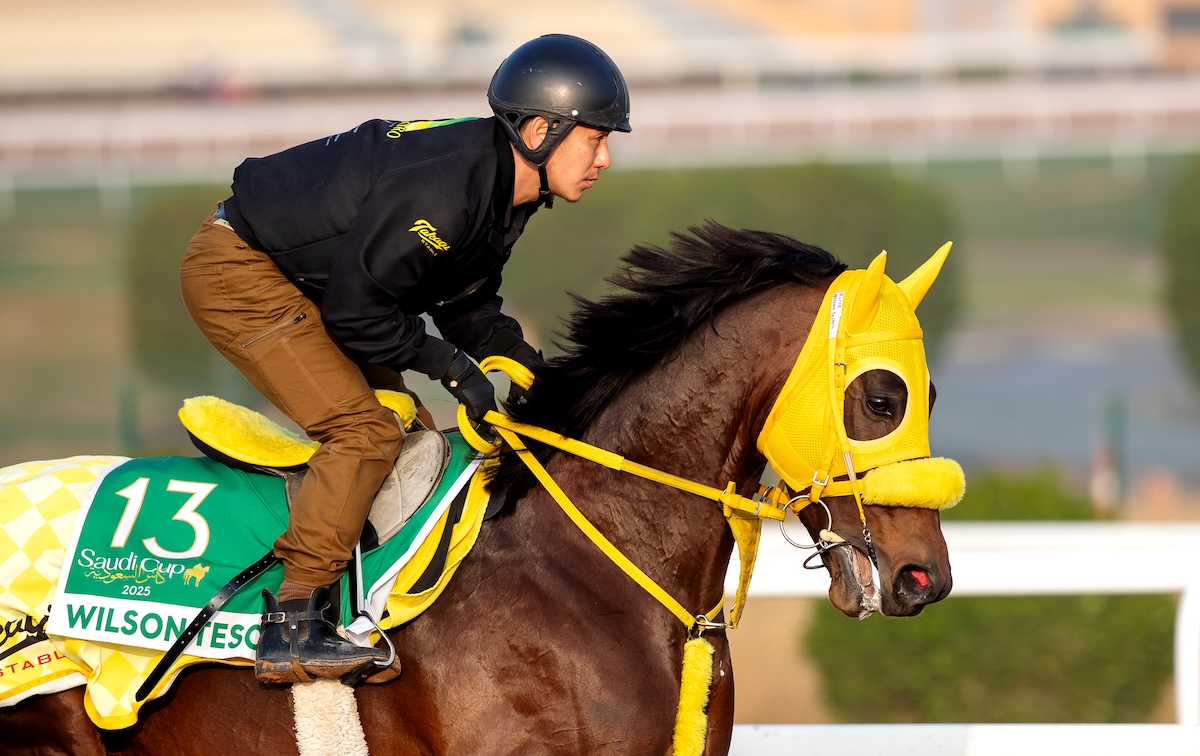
853, 547, 874, 585
852, 546, 880, 618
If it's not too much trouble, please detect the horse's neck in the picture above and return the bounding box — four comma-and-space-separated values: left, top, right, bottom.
549, 292, 801, 618
589, 285, 814, 495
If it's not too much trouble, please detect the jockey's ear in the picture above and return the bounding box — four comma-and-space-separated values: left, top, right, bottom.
521, 116, 550, 152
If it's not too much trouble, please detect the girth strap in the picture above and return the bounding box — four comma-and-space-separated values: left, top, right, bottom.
135, 549, 278, 702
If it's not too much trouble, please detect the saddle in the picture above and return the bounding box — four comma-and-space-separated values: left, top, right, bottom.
178, 390, 451, 549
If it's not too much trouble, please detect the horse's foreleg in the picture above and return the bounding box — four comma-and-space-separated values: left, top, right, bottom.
0, 688, 107, 756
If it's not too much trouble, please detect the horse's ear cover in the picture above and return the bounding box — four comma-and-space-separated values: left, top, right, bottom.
757, 243, 961, 508
897, 241, 952, 310
844, 250, 887, 335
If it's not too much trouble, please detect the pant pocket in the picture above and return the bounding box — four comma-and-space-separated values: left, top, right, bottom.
243, 309, 376, 436
240, 310, 310, 350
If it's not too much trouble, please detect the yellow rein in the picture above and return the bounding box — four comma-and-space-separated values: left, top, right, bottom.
460, 357, 792, 632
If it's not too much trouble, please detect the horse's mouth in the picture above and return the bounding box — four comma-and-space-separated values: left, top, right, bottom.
824, 542, 881, 620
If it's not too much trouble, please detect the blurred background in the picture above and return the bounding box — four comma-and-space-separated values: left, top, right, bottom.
3, 0, 1200, 728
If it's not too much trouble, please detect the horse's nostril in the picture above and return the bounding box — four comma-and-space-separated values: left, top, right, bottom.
899, 566, 934, 598
909, 568, 930, 590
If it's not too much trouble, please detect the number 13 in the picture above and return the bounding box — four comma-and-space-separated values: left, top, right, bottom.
110, 478, 215, 560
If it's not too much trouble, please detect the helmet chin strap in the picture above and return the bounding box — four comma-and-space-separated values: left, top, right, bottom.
537, 164, 554, 209
506, 116, 575, 209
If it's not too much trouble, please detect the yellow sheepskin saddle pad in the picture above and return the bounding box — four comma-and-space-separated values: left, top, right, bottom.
177, 389, 419, 471
0, 396, 489, 729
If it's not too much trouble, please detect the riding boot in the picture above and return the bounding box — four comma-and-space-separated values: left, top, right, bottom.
255, 586, 401, 685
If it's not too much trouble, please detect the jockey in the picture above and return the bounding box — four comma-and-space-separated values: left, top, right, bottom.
179, 34, 631, 685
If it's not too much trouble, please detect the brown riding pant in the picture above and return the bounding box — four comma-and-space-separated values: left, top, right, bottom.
180, 206, 406, 588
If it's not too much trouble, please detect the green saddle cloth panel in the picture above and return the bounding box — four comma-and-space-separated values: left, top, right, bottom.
50, 433, 478, 653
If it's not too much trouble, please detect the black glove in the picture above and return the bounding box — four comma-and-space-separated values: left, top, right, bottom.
506, 347, 546, 406
440, 351, 496, 422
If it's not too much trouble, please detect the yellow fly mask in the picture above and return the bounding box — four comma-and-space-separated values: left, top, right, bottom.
757, 243, 965, 514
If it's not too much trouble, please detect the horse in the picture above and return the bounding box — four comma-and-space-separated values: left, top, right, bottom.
2, 223, 957, 755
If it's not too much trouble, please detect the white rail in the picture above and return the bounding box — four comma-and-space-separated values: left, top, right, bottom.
729, 723, 1200, 755
727, 522, 1200, 726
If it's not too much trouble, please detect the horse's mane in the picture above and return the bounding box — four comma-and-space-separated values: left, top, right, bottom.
486, 221, 846, 499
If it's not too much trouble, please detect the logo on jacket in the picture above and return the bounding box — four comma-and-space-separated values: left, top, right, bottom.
410, 220, 451, 255
385, 118, 475, 139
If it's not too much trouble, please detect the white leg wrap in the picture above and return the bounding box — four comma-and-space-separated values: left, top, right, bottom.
291, 678, 370, 756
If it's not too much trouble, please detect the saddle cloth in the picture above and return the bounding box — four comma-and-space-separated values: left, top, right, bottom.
0, 439, 489, 729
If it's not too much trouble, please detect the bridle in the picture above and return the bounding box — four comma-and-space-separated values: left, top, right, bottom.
775, 491, 869, 572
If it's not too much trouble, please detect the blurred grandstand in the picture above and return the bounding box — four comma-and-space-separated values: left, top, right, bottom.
4, 0, 1200, 194
5, 0, 1200, 97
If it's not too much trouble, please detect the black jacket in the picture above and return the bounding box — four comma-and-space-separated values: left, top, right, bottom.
222, 117, 538, 379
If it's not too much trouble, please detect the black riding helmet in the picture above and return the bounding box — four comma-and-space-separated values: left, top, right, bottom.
488, 34, 631, 206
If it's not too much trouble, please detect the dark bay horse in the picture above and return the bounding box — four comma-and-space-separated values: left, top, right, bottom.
3, 224, 955, 755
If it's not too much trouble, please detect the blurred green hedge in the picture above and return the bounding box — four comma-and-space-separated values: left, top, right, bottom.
126, 185, 226, 391
1161, 154, 1200, 394
804, 468, 1175, 723
124, 185, 265, 429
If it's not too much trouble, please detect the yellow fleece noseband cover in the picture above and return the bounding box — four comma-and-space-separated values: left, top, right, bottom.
757, 243, 961, 508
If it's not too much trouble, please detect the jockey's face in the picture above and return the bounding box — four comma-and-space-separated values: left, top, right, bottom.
544, 124, 612, 203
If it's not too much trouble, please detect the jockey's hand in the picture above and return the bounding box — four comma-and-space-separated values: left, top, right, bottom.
440, 351, 497, 423
506, 346, 546, 406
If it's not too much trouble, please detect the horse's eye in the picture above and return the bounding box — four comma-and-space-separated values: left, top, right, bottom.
867, 396, 894, 417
